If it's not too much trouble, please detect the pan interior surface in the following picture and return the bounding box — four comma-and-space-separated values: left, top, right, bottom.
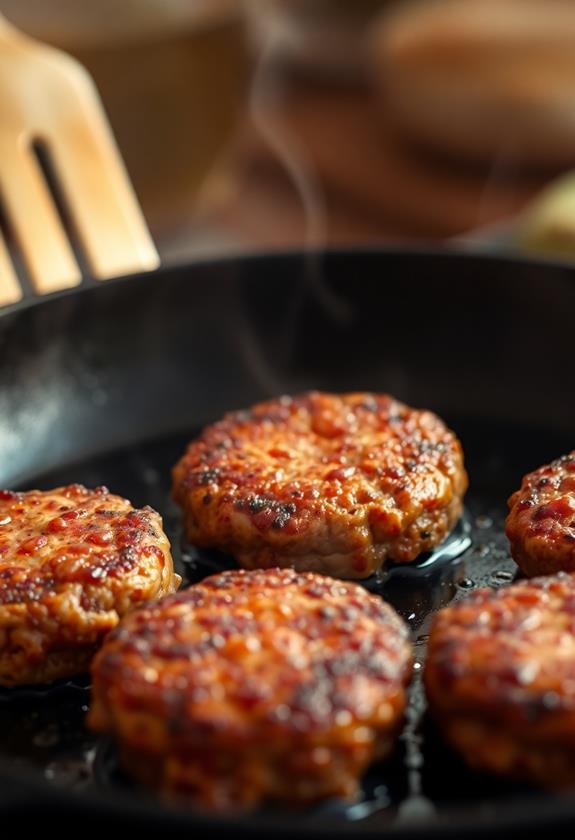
0, 248, 574, 833
0, 417, 570, 832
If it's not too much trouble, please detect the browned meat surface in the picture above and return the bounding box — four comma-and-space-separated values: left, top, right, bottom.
89, 567, 413, 811
506, 452, 575, 576
172, 392, 467, 578
0, 484, 179, 687
425, 573, 575, 787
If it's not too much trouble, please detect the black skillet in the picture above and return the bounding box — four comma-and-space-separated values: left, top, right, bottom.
0, 247, 573, 836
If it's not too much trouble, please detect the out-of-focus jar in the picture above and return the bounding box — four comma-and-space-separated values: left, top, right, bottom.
3, 0, 249, 239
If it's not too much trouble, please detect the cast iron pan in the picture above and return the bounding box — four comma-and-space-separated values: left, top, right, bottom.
0, 248, 574, 835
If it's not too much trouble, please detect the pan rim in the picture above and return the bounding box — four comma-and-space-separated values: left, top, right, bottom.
1, 242, 574, 318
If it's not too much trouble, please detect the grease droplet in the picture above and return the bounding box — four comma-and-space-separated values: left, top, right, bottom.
374, 567, 389, 586
491, 569, 514, 585
458, 578, 475, 589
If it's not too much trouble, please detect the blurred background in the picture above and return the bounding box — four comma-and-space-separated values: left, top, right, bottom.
5, 0, 575, 265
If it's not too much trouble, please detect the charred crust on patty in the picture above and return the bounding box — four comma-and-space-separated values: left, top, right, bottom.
425, 572, 575, 787
89, 567, 413, 810
172, 391, 467, 578
506, 451, 575, 576
0, 484, 180, 687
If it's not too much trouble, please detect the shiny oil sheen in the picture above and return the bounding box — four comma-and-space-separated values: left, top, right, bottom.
0, 414, 568, 827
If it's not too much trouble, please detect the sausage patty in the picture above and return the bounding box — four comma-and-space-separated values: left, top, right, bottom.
0, 484, 179, 687
425, 572, 575, 788
172, 392, 467, 578
506, 451, 575, 577
89, 567, 413, 810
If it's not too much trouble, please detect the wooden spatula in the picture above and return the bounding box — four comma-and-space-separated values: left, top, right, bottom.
0, 13, 159, 306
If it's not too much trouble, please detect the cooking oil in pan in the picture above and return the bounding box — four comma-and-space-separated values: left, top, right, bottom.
1, 419, 563, 825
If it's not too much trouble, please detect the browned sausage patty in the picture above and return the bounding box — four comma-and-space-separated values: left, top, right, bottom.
172, 392, 467, 578
89, 568, 413, 811
425, 572, 575, 788
506, 452, 575, 577
0, 485, 179, 687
